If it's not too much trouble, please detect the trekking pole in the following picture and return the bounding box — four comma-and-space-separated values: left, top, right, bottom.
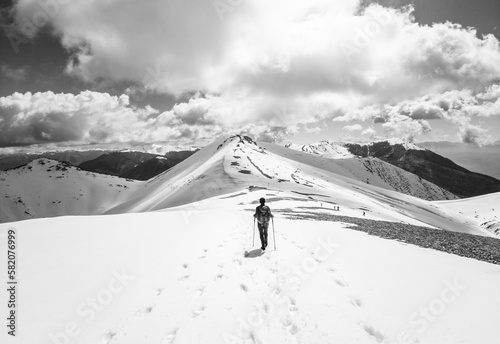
253, 218, 256, 246
272, 217, 277, 250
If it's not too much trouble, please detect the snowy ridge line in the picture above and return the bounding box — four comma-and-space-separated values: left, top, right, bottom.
0, 135, 491, 239
285, 140, 355, 159
281, 210, 500, 265
246, 156, 273, 179
1, 157, 77, 172
285, 139, 425, 158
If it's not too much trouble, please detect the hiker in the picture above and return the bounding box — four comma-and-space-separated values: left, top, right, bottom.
254, 197, 273, 250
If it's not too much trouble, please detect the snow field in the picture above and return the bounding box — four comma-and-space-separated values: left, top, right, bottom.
434, 193, 500, 236
0, 135, 498, 344
1, 191, 499, 344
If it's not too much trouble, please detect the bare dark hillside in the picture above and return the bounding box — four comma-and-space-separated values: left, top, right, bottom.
345, 141, 500, 197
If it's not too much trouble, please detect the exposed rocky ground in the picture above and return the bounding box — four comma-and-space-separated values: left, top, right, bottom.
278, 209, 500, 265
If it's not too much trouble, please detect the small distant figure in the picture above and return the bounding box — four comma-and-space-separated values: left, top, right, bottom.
363, 211, 365, 216
254, 198, 273, 251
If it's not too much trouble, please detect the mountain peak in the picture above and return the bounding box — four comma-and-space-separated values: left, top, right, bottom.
216, 135, 258, 151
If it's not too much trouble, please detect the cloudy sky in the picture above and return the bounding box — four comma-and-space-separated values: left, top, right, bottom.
0, 0, 499, 150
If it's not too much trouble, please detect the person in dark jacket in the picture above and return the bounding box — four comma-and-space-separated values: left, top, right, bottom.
254, 197, 273, 250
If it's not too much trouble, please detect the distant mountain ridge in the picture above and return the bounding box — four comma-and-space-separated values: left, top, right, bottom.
78, 151, 158, 176
0, 150, 105, 170
345, 141, 500, 198
121, 150, 197, 180
0, 135, 494, 238
286, 140, 500, 198
285, 141, 355, 159
1, 149, 197, 181
286, 139, 425, 158
270, 143, 457, 201
0, 158, 137, 223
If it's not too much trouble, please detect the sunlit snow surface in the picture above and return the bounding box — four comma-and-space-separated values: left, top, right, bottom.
0, 135, 499, 343
0, 191, 499, 344
435, 193, 500, 236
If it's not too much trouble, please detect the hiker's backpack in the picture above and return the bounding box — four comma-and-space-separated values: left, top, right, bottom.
256, 205, 271, 224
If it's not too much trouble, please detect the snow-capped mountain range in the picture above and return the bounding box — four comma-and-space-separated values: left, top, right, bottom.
285, 138, 425, 159
285, 141, 356, 159
0, 135, 499, 344
286, 139, 500, 198
1, 135, 497, 238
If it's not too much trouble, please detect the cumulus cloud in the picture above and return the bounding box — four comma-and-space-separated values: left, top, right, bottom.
343, 86, 500, 144
343, 124, 363, 131
5, 0, 500, 145
304, 126, 322, 134
12, 1, 500, 98
381, 115, 432, 141
0, 91, 296, 147
458, 123, 488, 146
478, 84, 500, 101
0, 91, 207, 146
234, 125, 296, 143
362, 127, 376, 136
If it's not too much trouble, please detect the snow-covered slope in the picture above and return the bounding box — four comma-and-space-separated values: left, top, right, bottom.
289, 139, 500, 198
285, 141, 355, 159
434, 193, 500, 236
0, 193, 498, 344
285, 139, 425, 158
284, 141, 456, 201
0, 158, 139, 223
1, 136, 498, 344
279, 145, 456, 201
105, 135, 488, 237
0, 136, 491, 237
